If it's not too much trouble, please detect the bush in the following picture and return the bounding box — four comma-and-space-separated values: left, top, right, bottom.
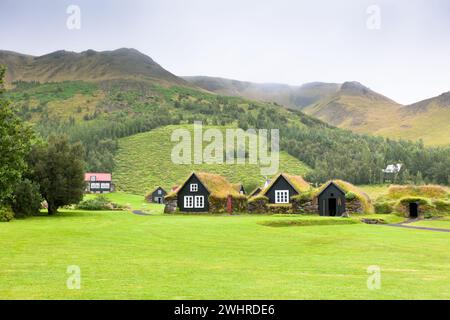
11, 179, 42, 217
433, 199, 450, 213
345, 192, 357, 201
374, 201, 394, 214
0, 206, 15, 222
76, 195, 124, 211
248, 195, 269, 203
292, 192, 313, 203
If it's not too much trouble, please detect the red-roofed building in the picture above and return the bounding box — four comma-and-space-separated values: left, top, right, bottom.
85, 173, 113, 193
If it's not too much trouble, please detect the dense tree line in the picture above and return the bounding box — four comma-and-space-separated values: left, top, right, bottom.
9, 79, 450, 186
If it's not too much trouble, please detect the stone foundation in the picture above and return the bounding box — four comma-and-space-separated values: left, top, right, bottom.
164, 199, 177, 213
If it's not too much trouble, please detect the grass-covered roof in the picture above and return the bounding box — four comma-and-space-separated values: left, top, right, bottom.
379, 185, 448, 201
314, 180, 374, 213
166, 172, 244, 200
261, 173, 311, 195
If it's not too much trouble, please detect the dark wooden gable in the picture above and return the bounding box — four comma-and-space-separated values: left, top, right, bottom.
265, 175, 299, 204
317, 182, 346, 216
176, 173, 210, 212
152, 187, 167, 197
151, 187, 167, 204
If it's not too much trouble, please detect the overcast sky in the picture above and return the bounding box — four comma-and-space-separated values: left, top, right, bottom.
1, 0, 449, 104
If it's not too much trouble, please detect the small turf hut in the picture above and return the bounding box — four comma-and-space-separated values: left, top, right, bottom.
375, 185, 449, 218
293, 180, 373, 216
307, 180, 373, 216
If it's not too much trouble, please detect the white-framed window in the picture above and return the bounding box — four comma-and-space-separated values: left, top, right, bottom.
194, 196, 204, 208
190, 184, 198, 192
90, 182, 100, 189
90, 176, 96, 182
158, 189, 162, 195
275, 190, 289, 204
184, 196, 194, 208
100, 183, 110, 189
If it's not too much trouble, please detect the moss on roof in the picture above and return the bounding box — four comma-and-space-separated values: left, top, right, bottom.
261, 173, 311, 195
314, 180, 374, 213
165, 172, 244, 200
380, 185, 448, 200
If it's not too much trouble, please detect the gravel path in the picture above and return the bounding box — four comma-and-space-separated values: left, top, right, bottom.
132, 210, 152, 216
385, 223, 450, 233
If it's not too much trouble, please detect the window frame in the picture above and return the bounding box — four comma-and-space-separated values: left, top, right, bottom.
194, 195, 204, 208
190, 183, 198, 192
184, 196, 194, 208
100, 183, 110, 189
275, 190, 289, 204
90, 182, 100, 189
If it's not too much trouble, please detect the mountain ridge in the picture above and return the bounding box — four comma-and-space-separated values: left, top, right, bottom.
0, 48, 191, 87
1, 48, 449, 145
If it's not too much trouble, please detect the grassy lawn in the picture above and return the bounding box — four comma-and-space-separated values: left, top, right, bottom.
409, 217, 450, 229
83, 192, 163, 214
1, 209, 449, 299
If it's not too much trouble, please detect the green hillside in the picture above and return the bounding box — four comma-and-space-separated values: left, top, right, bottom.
3, 49, 450, 186
113, 125, 310, 195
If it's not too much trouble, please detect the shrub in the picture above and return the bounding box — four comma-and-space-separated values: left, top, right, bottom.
248, 195, 269, 203
76, 195, 124, 211
345, 192, 357, 201
374, 201, 394, 214
292, 192, 313, 203
0, 206, 15, 222
11, 179, 42, 217
433, 199, 450, 213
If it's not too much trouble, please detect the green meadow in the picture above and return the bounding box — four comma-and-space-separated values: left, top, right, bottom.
1, 193, 449, 300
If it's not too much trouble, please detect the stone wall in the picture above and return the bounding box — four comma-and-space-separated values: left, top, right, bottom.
248, 197, 269, 214
292, 198, 317, 214
345, 199, 364, 214
164, 199, 178, 213
267, 204, 292, 214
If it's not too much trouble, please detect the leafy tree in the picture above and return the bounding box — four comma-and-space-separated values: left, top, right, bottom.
0, 66, 33, 206
29, 136, 85, 215
10, 179, 42, 217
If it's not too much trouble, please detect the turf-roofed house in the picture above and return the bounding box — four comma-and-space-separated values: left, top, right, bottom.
84, 173, 113, 194
146, 186, 167, 204
301, 180, 374, 216
248, 173, 311, 213
164, 172, 247, 213
374, 185, 449, 218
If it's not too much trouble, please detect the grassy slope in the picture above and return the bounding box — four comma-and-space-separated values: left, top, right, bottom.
376, 105, 450, 146
113, 125, 310, 195
0, 210, 449, 299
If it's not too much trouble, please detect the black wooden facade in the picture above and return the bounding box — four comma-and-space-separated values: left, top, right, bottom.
317, 182, 346, 216
151, 187, 167, 204
265, 175, 299, 204
176, 174, 210, 212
